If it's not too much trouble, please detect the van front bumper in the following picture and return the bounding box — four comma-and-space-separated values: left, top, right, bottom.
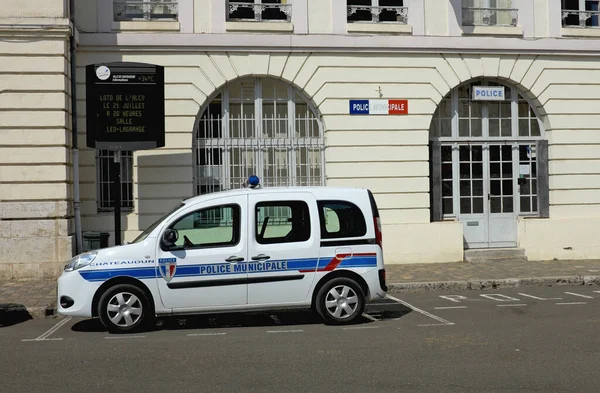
57, 270, 99, 318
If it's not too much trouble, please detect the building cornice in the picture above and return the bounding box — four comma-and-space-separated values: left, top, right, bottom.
0, 18, 71, 37
77, 33, 600, 57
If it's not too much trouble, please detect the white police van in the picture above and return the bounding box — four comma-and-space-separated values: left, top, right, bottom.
58, 177, 387, 333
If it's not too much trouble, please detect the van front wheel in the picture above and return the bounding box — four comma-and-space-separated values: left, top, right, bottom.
98, 284, 152, 333
315, 277, 365, 325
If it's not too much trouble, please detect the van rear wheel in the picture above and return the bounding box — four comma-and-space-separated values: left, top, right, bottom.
315, 277, 365, 325
98, 284, 153, 333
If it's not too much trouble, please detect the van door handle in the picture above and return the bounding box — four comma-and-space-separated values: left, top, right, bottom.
251, 254, 270, 261
225, 256, 244, 263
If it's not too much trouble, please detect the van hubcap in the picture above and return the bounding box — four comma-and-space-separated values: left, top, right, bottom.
107, 292, 142, 327
325, 285, 358, 319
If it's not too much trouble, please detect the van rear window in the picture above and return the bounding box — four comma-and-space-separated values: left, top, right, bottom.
317, 200, 367, 239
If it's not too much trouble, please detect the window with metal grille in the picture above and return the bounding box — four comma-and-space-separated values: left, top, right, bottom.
113, 0, 178, 21
97, 150, 134, 212
562, 0, 599, 27
347, 0, 407, 24
227, 0, 291, 22
195, 77, 324, 196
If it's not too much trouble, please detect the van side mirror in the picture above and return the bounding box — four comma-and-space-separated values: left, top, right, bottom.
161, 229, 179, 249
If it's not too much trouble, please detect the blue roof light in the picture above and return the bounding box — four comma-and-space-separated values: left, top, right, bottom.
248, 175, 260, 188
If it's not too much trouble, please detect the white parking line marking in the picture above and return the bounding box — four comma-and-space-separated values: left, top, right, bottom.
22, 317, 72, 342
565, 292, 593, 299
415, 324, 454, 327
22, 338, 63, 342
362, 313, 379, 322
385, 294, 454, 326
439, 295, 468, 303
187, 332, 227, 337
266, 329, 304, 333
497, 304, 527, 307
434, 306, 467, 310
518, 293, 562, 300
594, 291, 600, 294
343, 325, 380, 330
556, 302, 587, 305
480, 294, 520, 302
104, 336, 146, 340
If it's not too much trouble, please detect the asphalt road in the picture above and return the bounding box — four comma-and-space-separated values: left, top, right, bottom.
1, 285, 599, 393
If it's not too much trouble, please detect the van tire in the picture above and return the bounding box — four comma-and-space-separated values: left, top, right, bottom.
315, 277, 365, 325
98, 284, 154, 334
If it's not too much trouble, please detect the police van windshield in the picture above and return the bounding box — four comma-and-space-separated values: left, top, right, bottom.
131, 203, 186, 244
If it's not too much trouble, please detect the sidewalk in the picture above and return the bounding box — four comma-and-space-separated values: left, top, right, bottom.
2, 259, 600, 322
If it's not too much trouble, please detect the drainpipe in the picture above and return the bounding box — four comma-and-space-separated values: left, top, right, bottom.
69, 0, 83, 254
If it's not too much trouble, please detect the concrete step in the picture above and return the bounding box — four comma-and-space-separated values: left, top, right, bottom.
464, 248, 527, 263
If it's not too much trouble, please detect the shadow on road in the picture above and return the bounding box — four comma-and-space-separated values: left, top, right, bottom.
0, 304, 33, 327
70, 301, 413, 334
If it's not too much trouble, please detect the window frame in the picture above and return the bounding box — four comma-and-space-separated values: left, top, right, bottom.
227, 0, 292, 22
167, 203, 242, 250
562, 0, 600, 28
254, 200, 311, 245
113, 0, 179, 22
317, 200, 368, 240
96, 150, 134, 213
347, 0, 407, 24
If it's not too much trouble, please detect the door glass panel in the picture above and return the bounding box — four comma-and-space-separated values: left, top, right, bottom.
460, 146, 470, 161
520, 196, 530, 212
460, 198, 471, 214
502, 180, 513, 195
491, 180, 501, 195
460, 163, 471, 179
490, 146, 500, 161
473, 180, 483, 196
473, 198, 484, 214
472, 163, 483, 178
442, 145, 452, 161
472, 145, 483, 161
503, 197, 513, 213
460, 180, 471, 196
490, 163, 500, 178
502, 163, 512, 177
490, 197, 502, 213
502, 145, 512, 160
459, 119, 469, 137
443, 198, 453, 214
443, 181, 453, 197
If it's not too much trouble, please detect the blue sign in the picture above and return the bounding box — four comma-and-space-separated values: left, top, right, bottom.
349, 100, 369, 115
472, 86, 505, 101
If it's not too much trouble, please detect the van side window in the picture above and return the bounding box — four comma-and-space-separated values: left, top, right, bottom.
171, 204, 240, 248
255, 201, 310, 244
317, 201, 367, 239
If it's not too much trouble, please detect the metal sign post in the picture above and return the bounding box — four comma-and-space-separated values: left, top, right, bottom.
112, 151, 122, 246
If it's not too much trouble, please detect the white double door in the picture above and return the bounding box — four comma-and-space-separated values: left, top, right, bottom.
458, 144, 520, 249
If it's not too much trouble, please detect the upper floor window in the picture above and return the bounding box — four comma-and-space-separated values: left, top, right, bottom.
227, 0, 292, 22
562, 0, 599, 28
462, 0, 518, 27
113, 0, 179, 21
347, 0, 407, 24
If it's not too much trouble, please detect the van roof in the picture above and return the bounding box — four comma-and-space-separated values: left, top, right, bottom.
183, 186, 369, 204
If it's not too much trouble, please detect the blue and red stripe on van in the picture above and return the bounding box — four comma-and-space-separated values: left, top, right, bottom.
78, 253, 378, 283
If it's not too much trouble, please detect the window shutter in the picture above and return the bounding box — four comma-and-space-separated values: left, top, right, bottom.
430, 140, 443, 222
536, 139, 549, 218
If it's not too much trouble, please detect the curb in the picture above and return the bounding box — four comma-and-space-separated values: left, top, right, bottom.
387, 275, 600, 293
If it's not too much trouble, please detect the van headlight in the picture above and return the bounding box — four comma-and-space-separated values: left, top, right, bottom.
64, 251, 98, 272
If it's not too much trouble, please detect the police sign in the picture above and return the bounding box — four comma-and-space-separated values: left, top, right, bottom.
472, 86, 505, 101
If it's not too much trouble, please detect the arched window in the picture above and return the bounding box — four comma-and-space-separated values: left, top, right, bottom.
429, 79, 548, 249
194, 77, 325, 195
